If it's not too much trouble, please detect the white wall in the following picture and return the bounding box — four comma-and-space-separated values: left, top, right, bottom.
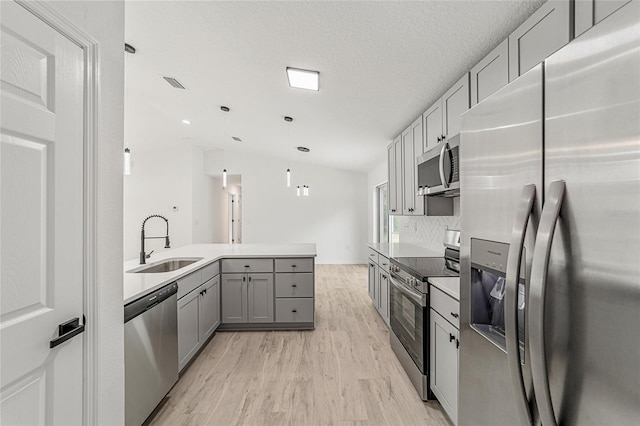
47, 1, 125, 424
124, 145, 216, 260
367, 159, 388, 242
205, 150, 368, 264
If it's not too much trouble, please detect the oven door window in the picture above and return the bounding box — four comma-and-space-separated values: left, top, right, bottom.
390, 279, 425, 373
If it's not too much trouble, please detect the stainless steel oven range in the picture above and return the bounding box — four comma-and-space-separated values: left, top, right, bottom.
389, 237, 459, 401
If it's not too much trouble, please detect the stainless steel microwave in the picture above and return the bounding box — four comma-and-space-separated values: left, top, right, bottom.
417, 134, 460, 197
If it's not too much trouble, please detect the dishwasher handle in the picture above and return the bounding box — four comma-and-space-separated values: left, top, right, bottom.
124, 282, 178, 323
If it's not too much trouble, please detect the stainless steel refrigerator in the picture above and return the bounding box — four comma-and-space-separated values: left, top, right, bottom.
458, 3, 640, 425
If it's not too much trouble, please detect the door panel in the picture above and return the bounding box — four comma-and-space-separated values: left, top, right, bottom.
1, 2, 85, 424
221, 274, 246, 323
423, 102, 442, 151
543, 4, 640, 423
459, 64, 543, 426
247, 273, 273, 323
443, 73, 470, 138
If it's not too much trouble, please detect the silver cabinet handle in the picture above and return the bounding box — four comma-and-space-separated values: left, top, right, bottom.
505, 184, 536, 426
530, 180, 565, 426
438, 142, 449, 188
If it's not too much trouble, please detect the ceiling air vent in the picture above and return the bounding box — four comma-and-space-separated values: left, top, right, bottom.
163, 76, 186, 89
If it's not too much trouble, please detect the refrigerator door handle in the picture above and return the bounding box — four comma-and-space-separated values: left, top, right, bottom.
529, 180, 566, 426
438, 142, 449, 188
505, 184, 537, 426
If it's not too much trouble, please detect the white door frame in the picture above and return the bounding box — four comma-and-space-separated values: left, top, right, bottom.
15, 1, 101, 423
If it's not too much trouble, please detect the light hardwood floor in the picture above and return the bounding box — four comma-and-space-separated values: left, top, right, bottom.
150, 264, 451, 426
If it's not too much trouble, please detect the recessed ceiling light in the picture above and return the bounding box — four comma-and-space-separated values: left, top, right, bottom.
182, 119, 191, 125
286, 67, 319, 91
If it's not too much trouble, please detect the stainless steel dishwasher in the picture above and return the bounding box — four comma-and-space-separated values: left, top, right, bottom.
124, 282, 178, 426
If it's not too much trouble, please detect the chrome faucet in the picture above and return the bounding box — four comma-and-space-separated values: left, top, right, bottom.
140, 214, 170, 264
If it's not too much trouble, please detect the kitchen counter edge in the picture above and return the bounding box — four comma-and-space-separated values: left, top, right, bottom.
124, 243, 317, 304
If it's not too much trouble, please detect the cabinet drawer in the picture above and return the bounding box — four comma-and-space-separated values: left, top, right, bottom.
177, 270, 202, 300
430, 286, 460, 329
274, 258, 314, 273
201, 261, 219, 282
275, 298, 314, 323
378, 255, 390, 273
367, 248, 379, 265
275, 273, 314, 298
222, 258, 273, 273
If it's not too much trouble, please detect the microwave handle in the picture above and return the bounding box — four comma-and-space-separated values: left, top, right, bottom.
438, 142, 449, 188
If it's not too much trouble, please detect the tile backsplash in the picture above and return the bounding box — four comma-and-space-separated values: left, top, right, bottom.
396, 215, 461, 253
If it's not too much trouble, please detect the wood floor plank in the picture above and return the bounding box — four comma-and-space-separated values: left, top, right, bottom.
149, 264, 451, 426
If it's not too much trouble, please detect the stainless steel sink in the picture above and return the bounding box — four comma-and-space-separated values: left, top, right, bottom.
127, 257, 203, 274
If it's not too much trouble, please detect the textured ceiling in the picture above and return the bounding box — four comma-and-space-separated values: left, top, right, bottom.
125, 0, 545, 173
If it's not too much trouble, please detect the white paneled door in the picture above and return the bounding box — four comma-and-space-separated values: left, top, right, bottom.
1, 2, 85, 424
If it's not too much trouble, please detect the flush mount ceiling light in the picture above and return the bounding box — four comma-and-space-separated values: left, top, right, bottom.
286, 67, 319, 91
181, 119, 191, 125
297, 146, 310, 152
232, 136, 242, 142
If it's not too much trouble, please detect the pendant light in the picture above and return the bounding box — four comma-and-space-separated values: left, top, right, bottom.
222, 169, 227, 188
284, 116, 293, 187
124, 148, 131, 175
296, 185, 301, 197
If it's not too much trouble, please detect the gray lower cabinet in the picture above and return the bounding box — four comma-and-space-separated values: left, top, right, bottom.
429, 285, 460, 425
247, 273, 274, 323
275, 298, 314, 323
367, 248, 390, 326
221, 272, 274, 323
177, 272, 221, 372
199, 275, 220, 342
177, 287, 200, 371
221, 274, 247, 323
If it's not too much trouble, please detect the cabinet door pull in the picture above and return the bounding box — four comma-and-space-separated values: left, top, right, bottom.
244, 265, 250, 268
450, 312, 459, 318
242, 276, 246, 282
292, 309, 297, 313
291, 284, 297, 288
291, 264, 297, 268
449, 333, 455, 342
456, 339, 460, 349
248, 276, 252, 282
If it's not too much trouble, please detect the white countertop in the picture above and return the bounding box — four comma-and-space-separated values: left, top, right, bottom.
124, 243, 317, 304
368, 242, 443, 259
428, 276, 460, 301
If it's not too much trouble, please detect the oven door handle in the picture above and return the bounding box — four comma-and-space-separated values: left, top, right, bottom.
390, 276, 426, 307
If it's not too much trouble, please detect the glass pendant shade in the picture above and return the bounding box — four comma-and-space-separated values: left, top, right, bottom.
124, 148, 131, 175
222, 169, 227, 188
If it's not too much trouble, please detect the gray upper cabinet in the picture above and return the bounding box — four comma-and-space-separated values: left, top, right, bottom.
575, 0, 631, 37
509, 0, 571, 81
401, 126, 414, 215
423, 100, 443, 152
470, 39, 509, 106
247, 273, 274, 323
388, 135, 404, 216
442, 73, 470, 141
221, 274, 247, 323
411, 117, 424, 216
423, 73, 470, 152
387, 141, 398, 214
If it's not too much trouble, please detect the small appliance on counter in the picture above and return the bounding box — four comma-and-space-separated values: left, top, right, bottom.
388, 230, 460, 400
